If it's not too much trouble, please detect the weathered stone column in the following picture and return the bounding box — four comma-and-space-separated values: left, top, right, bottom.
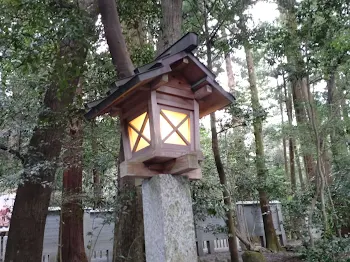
142, 174, 197, 262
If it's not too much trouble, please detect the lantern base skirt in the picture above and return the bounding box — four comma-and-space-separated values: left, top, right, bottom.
142, 174, 197, 262
120, 153, 202, 180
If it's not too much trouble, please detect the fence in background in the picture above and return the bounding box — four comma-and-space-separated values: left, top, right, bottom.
0, 201, 287, 260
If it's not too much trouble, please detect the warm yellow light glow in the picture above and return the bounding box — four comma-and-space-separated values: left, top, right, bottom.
128, 128, 139, 150
128, 112, 150, 152
160, 109, 190, 145
136, 137, 149, 151
162, 110, 185, 126
178, 119, 190, 142
165, 132, 186, 145
160, 114, 173, 139
130, 112, 147, 131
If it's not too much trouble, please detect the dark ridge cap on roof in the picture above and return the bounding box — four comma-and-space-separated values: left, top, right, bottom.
155, 32, 199, 60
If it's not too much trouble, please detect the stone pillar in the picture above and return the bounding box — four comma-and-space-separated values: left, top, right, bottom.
142, 174, 197, 262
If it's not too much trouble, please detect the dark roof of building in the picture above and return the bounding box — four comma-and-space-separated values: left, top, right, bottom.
85, 32, 235, 120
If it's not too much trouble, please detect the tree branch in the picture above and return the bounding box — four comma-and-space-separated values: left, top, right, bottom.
0, 144, 24, 163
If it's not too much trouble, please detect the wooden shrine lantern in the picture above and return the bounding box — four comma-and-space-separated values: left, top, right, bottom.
85, 33, 234, 180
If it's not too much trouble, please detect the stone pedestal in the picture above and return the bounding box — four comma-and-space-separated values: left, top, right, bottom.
142, 174, 197, 262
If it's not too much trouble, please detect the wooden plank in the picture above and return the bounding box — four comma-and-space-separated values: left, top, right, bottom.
193, 101, 200, 151
149, 90, 161, 150
171, 58, 189, 71
151, 74, 169, 89
194, 85, 212, 100
156, 92, 194, 110
157, 85, 194, 99
165, 73, 191, 89
182, 168, 202, 180
120, 161, 158, 178
120, 120, 132, 160
121, 154, 200, 178
168, 153, 199, 175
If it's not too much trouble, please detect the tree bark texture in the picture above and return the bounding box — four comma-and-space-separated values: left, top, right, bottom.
282, 74, 296, 191
58, 115, 88, 262
4, 3, 97, 259
98, 1, 144, 261
244, 46, 281, 252
98, 0, 134, 78
156, 0, 183, 55
206, 20, 239, 262
4, 3, 97, 261
91, 120, 103, 208
327, 71, 347, 172
210, 113, 240, 262
279, 1, 316, 182
279, 81, 290, 184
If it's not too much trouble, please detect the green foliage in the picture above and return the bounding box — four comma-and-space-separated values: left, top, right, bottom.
301, 237, 350, 262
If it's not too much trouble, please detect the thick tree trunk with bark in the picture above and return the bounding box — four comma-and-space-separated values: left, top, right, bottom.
98, 1, 145, 261
98, 0, 134, 79
91, 120, 103, 208
327, 71, 347, 172
4, 3, 97, 259
58, 115, 87, 262
156, 0, 183, 55
244, 46, 281, 252
282, 74, 296, 191
279, 2, 316, 182
210, 113, 240, 261
206, 19, 239, 261
278, 81, 290, 183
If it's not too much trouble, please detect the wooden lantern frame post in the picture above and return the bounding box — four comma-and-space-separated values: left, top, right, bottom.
85, 33, 235, 261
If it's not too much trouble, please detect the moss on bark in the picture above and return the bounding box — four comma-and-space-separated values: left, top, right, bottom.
242, 251, 267, 262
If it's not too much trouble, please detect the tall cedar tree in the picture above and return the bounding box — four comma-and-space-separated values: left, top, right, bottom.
277, 1, 316, 182
4, 1, 98, 261
204, 9, 240, 262
97, 1, 144, 261
239, 16, 281, 250
98, 0, 184, 261
58, 113, 88, 262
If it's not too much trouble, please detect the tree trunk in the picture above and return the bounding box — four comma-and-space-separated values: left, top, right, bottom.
156, 0, 183, 55
59, 115, 87, 262
204, 10, 240, 262
282, 73, 296, 191
98, 0, 134, 78
244, 46, 281, 252
91, 120, 103, 208
327, 71, 347, 172
279, 1, 316, 182
295, 146, 305, 191
210, 113, 240, 261
278, 79, 290, 184
4, 3, 97, 260
98, 1, 144, 261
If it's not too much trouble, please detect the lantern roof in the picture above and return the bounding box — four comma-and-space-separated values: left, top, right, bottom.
85, 32, 235, 120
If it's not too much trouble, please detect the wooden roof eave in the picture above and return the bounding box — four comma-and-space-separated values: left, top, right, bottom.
84, 65, 172, 120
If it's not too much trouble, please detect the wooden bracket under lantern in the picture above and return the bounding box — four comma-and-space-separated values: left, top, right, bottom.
85, 32, 235, 180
